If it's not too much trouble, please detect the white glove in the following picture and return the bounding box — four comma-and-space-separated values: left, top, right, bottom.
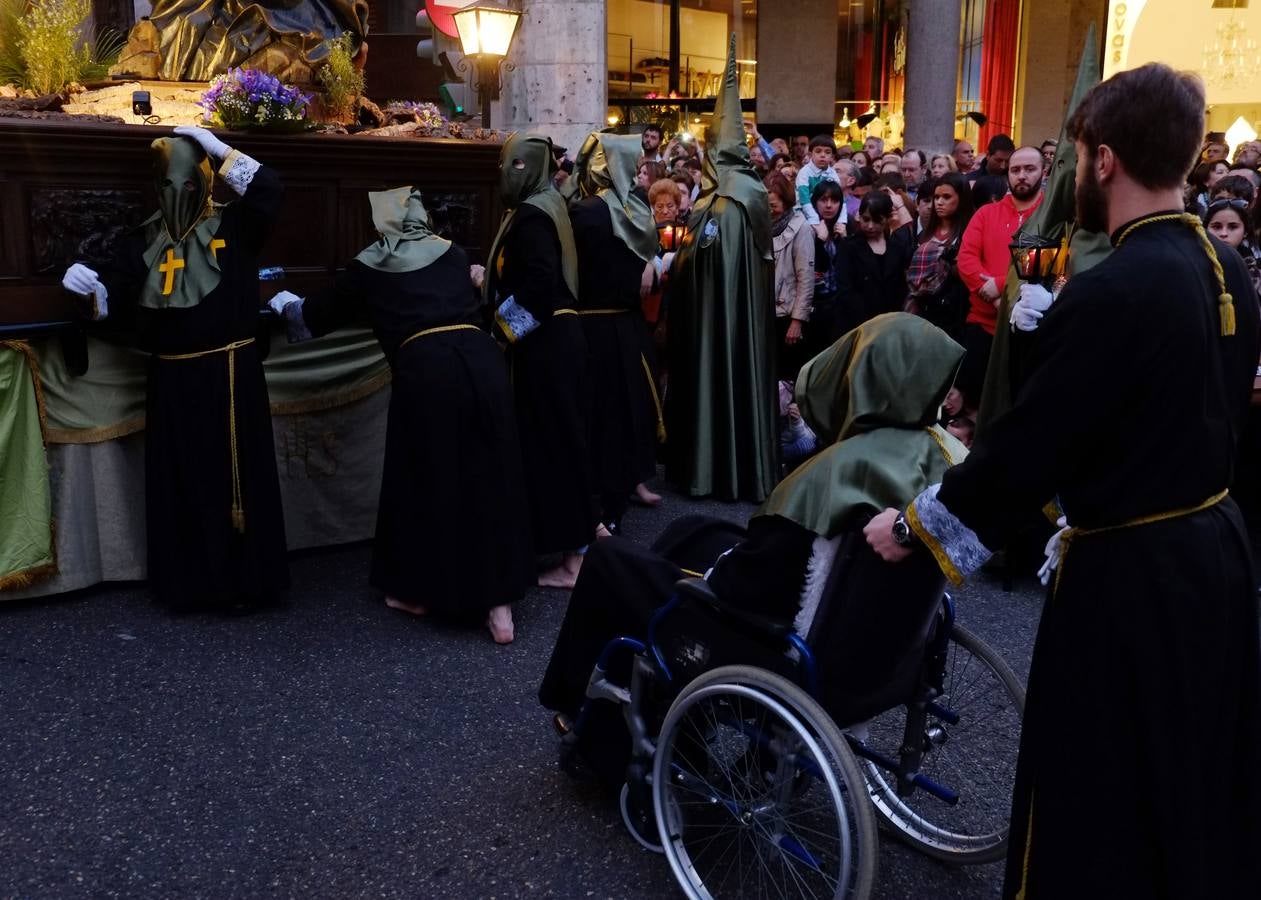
63, 262, 108, 319
62, 262, 99, 296
1009, 299, 1042, 332
1036, 516, 1070, 586
172, 125, 232, 161
267, 290, 303, 315
1019, 282, 1055, 312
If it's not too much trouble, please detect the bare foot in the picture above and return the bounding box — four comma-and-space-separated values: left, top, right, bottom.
486, 604, 515, 644
537, 552, 584, 590
634, 483, 663, 506
385, 595, 427, 616
595, 523, 614, 540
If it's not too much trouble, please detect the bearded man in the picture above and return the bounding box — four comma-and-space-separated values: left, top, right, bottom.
866, 63, 1261, 898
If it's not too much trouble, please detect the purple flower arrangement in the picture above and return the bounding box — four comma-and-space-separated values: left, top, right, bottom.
198, 68, 312, 130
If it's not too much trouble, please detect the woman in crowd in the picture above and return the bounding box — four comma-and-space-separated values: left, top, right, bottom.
1186, 160, 1229, 217
837, 192, 913, 335
268, 187, 532, 643
636, 158, 667, 190
906, 171, 974, 339
766, 173, 815, 380
670, 171, 695, 219
851, 150, 870, 170
809, 179, 847, 353
914, 176, 937, 238
480, 133, 594, 591
648, 177, 679, 225
875, 173, 918, 244
929, 153, 957, 178
749, 142, 769, 175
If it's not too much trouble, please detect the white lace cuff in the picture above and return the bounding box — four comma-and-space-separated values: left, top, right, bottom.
218, 149, 260, 196
906, 483, 992, 587
494, 295, 540, 343
91, 282, 109, 320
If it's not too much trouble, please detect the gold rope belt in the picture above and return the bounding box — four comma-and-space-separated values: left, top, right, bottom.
573, 309, 665, 440
398, 323, 479, 350
553, 308, 577, 317
156, 337, 255, 533
1053, 489, 1228, 595
577, 308, 632, 316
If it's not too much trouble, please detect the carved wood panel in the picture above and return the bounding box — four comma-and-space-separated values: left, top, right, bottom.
28, 188, 146, 273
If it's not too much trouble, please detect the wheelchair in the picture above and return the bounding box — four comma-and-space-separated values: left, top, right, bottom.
557, 532, 1026, 899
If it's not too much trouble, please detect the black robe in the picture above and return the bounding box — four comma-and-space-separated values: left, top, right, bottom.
298, 248, 534, 617
492, 204, 595, 555
99, 165, 288, 611
928, 215, 1261, 898
570, 197, 660, 524
836, 225, 914, 337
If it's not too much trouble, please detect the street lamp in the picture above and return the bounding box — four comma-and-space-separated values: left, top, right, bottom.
452, 1, 523, 129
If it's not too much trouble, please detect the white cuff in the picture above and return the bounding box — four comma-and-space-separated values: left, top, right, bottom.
905, 483, 993, 586
494, 296, 540, 343
218, 150, 261, 195
92, 283, 109, 320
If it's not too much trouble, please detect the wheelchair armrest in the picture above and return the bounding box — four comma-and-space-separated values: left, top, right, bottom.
673, 577, 795, 640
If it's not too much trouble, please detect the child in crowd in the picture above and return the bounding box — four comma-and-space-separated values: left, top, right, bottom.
795, 135, 841, 240
809, 180, 847, 353
778, 380, 818, 468
1205, 197, 1261, 296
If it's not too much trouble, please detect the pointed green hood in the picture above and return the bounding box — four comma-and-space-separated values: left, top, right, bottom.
564, 131, 659, 262
484, 132, 580, 302
692, 34, 772, 261
758, 314, 967, 538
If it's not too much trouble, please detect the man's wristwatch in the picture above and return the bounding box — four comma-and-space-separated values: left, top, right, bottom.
891, 511, 915, 547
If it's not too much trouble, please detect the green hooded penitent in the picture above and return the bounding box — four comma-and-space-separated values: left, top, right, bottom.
977, 23, 1112, 436
758, 314, 968, 537
665, 33, 778, 502
564, 131, 659, 262
137, 136, 225, 310
354, 186, 452, 273
484, 132, 580, 302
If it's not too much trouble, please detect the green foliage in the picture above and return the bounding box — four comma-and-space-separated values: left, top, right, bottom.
316, 32, 364, 119
0, 0, 123, 94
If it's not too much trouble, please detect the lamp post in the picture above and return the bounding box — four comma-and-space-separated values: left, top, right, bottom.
452, 1, 523, 129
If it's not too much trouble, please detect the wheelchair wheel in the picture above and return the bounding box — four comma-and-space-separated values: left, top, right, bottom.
652, 665, 877, 900
859, 624, 1025, 865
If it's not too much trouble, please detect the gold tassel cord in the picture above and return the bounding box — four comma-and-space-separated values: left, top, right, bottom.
158, 338, 254, 534
1114, 213, 1235, 336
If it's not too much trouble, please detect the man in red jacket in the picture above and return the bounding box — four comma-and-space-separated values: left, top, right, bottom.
954, 146, 1044, 406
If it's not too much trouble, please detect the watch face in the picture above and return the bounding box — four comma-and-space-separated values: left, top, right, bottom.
892, 516, 911, 545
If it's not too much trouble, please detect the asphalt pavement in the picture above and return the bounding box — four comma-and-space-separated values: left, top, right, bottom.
0, 482, 1042, 899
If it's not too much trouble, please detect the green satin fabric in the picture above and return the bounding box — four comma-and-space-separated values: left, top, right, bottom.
354, 186, 452, 274
138, 138, 223, 311
757, 313, 967, 538
147, 0, 369, 82
979, 23, 1112, 436
564, 132, 658, 263
667, 33, 777, 502
0, 344, 53, 589
484, 133, 580, 302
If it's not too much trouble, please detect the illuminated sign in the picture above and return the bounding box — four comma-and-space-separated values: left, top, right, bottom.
1103, 0, 1148, 79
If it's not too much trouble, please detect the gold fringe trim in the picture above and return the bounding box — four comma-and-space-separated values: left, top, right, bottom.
1013, 790, 1034, 900
1, 340, 48, 444
0, 558, 57, 593
267, 369, 392, 416
905, 500, 965, 588
641, 353, 667, 444
46, 416, 147, 445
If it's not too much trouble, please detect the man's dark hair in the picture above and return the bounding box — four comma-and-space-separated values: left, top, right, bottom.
853, 167, 876, 188
1067, 63, 1205, 190
808, 134, 837, 153
1229, 167, 1261, 189
874, 173, 907, 192
1040, 139, 1058, 152
642, 124, 663, 139
810, 179, 845, 206
986, 134, 1015, 155
1214, 174, 1256, 205
671, 170, 695, 191
904, 148, 927, 167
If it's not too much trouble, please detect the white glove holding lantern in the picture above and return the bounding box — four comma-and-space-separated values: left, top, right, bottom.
172, 125, 232, 161
62, 262, 109, 319
1010, 283, 1055, 333
1037, 516, 1070, 586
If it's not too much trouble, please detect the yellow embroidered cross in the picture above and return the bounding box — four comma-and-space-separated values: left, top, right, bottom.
159, 248, 185, 296
210, 238, 226, 260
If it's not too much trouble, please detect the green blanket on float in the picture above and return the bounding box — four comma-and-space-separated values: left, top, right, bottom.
32, 327, 390, 443
0, 342, 55, 590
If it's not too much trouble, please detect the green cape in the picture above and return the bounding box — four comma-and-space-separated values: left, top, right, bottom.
354, 186, 452, 273
978, 23, 1112, 436
564, 131, 659, 262
665, 33, 777, 501
757, 314, 968, 538
484, 132, 580, 302
0, 342, 54, 591
138, 136, 224, 311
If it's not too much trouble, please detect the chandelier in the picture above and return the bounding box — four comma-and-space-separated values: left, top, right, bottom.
1202, 16, 1261, 89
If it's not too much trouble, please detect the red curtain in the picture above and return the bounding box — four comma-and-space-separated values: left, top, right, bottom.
978, 0, 1021, 149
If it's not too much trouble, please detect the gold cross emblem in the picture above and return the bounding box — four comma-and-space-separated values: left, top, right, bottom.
210, 238, 226, 260
159, 247, 185, 296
